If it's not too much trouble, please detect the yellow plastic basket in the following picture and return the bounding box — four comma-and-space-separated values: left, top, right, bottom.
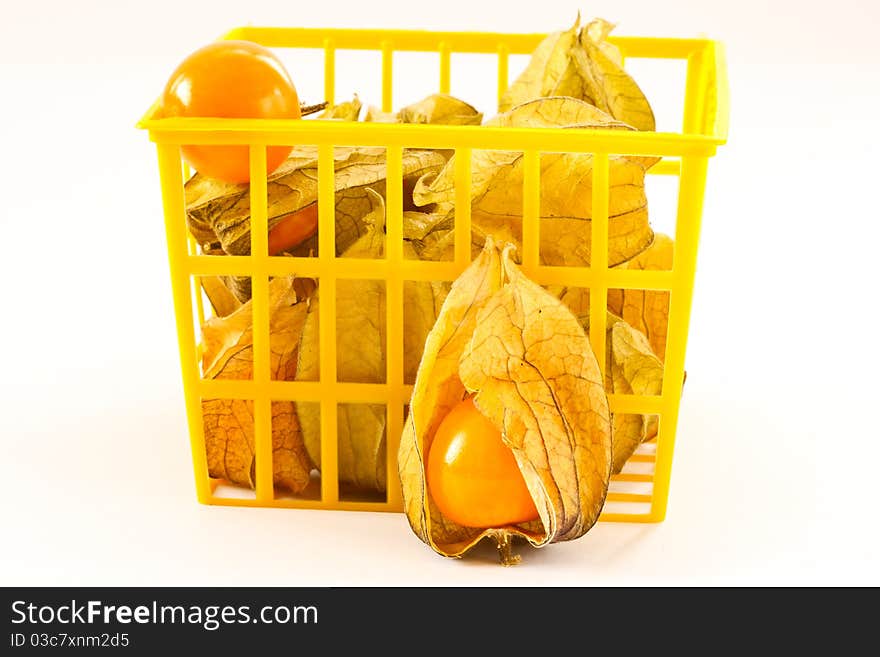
138, 26, 728, 522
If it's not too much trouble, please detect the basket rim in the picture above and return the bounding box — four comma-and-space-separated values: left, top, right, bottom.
137, 26, 728, 153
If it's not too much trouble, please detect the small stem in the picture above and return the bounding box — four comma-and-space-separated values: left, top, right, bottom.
300, 101, 329, 117
492, 531, 521, 566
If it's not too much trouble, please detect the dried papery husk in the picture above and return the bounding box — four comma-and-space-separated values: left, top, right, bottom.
199, 277, 313, 493
500, 15, 655, 131
363, 93, 482, 126
364, 105, 398, 123
607, 233, 673, 362
295, 190, 441, 492
397, 93, 483, 125
185, 146, 446, 301
399, 239, 611, 562
413, 97, 659, 268
561, 290, 665, 472
319, 94, 362, 121
553, 235, 672, 465
605, 317, 663, 466
200, 276, 242, 318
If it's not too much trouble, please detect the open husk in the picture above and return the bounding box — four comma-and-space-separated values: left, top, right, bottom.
398, 239, 612, 563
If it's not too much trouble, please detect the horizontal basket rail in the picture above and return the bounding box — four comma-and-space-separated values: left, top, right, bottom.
140, 119, 723, 157
221, 26, 713, 60
182, 255, 680, 290
193, 379, 665, 413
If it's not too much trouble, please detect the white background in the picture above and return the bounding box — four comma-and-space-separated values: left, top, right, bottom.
1, 0, 878, 586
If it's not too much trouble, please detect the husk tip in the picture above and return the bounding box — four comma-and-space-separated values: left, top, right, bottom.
491, 530, 522, 566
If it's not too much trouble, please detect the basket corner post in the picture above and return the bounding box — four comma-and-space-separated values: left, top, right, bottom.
194, 481, 213, 505
647, 497, 669, 523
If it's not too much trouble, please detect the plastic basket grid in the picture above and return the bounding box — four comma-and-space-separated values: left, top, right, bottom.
139, 26, 728, 522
